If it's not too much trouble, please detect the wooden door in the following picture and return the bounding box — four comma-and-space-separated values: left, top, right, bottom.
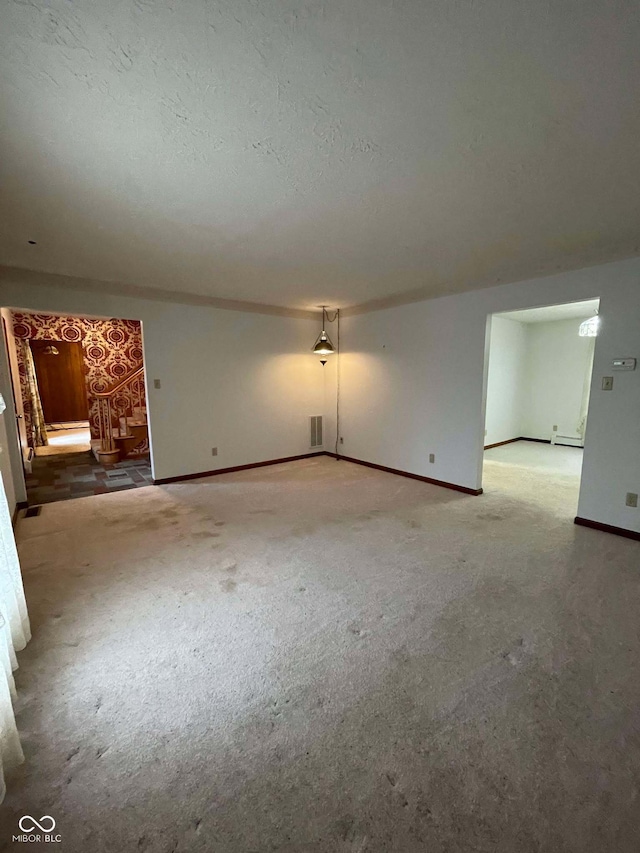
30, 340, 89, 423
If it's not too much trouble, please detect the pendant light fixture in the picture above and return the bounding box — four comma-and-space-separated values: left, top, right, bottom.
309, 306, 342, 458
312, 306, 336, 363
578, 311, 600, 337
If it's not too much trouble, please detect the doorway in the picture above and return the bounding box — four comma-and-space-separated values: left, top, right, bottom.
30, 339, 92, 455
2, 308, 153, 505
31, 339, 89, 423
482, 299, 599, 515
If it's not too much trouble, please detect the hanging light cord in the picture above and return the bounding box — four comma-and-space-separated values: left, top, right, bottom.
318, 306, 340, 458
334, 309, 340, 458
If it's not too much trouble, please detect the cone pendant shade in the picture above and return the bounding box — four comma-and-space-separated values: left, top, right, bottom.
313, 330, 335, 356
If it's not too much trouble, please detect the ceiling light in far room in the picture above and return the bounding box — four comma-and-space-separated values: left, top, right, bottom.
578, 313, 600, 337
312, 306, 337, 365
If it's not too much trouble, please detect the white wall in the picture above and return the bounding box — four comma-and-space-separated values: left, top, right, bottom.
0, 308, 28, 458
0, 412, 17, 515
484, 315, 595, 445
577, 282, 640, 532
0, 272, 325, 495
0, 309, 27, 509
520, 318, 594, 441
484, 316, 527, 446
340, 257, 640, 533
3, 257, 639, 535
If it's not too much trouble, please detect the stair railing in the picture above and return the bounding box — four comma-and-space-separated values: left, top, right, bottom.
94, 366, 146, 454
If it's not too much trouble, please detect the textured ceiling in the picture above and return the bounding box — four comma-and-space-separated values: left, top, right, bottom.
499, 298, 599, 324
1, 0, 639, 312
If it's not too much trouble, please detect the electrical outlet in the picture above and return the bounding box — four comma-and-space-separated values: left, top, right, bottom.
153, 379, 161, 389
552, 424, 558, 432
602, 376, 614, 391
429, 453, 435, 463
340, 437, 344, 444
211, 447, 218, 456
626, 492, 638, 508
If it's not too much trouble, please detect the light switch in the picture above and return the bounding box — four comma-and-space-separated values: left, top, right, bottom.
602, 376, 613, 391
153, 379, 161, 389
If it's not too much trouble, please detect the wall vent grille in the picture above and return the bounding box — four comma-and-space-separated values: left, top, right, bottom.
310, 415, 323, 448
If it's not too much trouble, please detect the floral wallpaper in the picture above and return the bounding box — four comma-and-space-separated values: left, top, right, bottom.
12, 311, 147, 452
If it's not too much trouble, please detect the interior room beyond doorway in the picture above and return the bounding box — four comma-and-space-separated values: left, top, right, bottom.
29, 337, 92, 456
3, 307, 151, 505
36, 421, 91, 457
482, 298, 599, 512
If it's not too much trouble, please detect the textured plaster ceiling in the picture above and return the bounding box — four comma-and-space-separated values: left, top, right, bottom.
499, 298, 599, 324
1, 1, 639, 312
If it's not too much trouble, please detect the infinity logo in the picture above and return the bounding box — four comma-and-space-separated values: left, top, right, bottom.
18, 815, 56, 833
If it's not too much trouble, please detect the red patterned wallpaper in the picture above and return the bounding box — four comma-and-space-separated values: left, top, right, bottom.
12, 311, 146, 449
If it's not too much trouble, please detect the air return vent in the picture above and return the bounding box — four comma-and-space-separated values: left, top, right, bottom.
310, 415, 323, 448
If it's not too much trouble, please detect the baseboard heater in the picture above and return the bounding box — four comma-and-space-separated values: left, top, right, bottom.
551, 433, 583, 448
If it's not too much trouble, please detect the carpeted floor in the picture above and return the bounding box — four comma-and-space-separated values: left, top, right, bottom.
484, 439, 584, 478
35, 427, 92, 457
3, 453, 640, 852
46, 422, 91, 432
25, 451, 153, 506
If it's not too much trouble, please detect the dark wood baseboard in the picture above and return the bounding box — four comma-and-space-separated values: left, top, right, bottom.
486, 436, 583, 450
324, 453, 482, 495
574, 516, 640, 542
153, 452, 325, 485
12, 501, 28, 528
520, 436, 583, 449
156, 450, 483, 494
484, 437, 520, 450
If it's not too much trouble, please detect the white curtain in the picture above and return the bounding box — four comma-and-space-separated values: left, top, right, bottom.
0, 470, 30, 803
